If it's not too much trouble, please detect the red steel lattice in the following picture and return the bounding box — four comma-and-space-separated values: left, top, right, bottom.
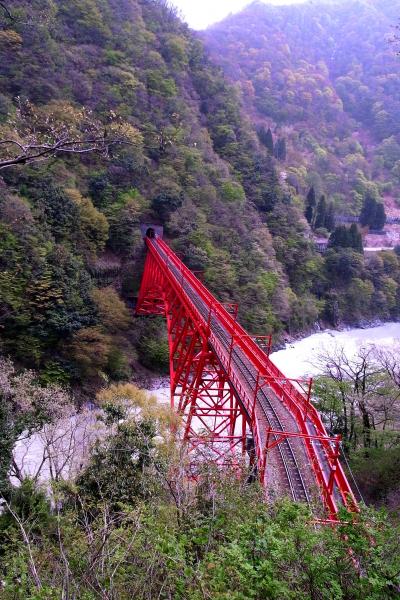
136, 236, 359, 520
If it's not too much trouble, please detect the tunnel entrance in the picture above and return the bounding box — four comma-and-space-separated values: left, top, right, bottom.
146, 227, 155, 239
139, 223, 163, 240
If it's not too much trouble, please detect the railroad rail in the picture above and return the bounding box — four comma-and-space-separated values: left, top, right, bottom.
136, 234, 358, 520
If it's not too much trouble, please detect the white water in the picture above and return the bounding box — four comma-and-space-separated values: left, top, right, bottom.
12, 322, 400, 481
150, 322, 400, 399
271, 322, 400, 380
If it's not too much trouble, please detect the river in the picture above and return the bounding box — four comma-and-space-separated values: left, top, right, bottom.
270, 321, 400, 379
12, 322, 400, 482
150, 321, 400, 400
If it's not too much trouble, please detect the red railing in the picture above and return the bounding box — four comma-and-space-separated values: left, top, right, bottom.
146, 238, 358, 518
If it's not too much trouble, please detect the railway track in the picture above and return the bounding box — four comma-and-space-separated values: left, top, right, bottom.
153, 241, 310, 504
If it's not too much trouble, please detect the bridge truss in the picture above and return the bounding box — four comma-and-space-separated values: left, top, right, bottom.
136, 236, 358, 520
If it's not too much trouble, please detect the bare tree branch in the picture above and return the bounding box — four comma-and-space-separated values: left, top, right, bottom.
0, 138, 135, 169
0, 99, 143, 169
313, 343, 400, 449
0, 496, 42, 589
0, 2, 15, 21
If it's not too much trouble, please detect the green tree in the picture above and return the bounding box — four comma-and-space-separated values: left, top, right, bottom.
257, 125, 274, 154
349, 223, 363, 252
304, 186, 316, 224
373, 202, 386, 230
274, 136, 286, 160
346, 277, 374, 320
91, 286, 131, 333
328, 224, 362, 252
58, 0, 111, 44
325, 201, 335, 231
314, 194, 327, 229
76, 418, 158, 509
70, 326, 112, 378
220, 180, 245, 204
325, 247, 364, 283
66, 189, 109, 254
360, 195, 386, 230
33, 182, 79, 242
360, 195, 375, 226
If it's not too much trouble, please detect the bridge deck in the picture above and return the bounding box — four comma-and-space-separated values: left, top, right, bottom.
138, 237, 358, 519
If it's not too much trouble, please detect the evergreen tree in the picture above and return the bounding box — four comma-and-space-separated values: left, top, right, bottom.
328, 225, 349, 249
306, 186, 316, 206
281, 138, 287, 161
329, 224, 363, 252
349, 223, 363, 252
305, 204, 314, 224
265, 127, 274, 155
304, 186, 316, 225
274, 137, 286, 161
324, 202, 335, 231
360, 196, 386, 229
373, 203, 386, 230
360, 195, 377, 227
314, 195, 327, 229
324, 291, 340, 327
258, 126, 274, 154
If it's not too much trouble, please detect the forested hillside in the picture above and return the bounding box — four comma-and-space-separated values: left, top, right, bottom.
204, 0, 400, 215
1, 3, 400, 596
0, 0, 294, 387
199, 0, 400, 339
1, 0, 400, 394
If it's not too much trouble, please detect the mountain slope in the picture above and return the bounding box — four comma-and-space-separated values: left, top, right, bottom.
204, 0, 400, 215
1, 0, 400, 388
0, 0, 296, 384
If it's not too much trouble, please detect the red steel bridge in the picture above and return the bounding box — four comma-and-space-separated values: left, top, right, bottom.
136, 231, 358, 521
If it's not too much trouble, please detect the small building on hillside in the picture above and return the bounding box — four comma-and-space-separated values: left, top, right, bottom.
314, 238, 329, 253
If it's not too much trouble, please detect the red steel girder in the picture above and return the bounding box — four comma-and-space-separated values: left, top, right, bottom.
137, 249, 249, 471
136, 237, 359, 520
